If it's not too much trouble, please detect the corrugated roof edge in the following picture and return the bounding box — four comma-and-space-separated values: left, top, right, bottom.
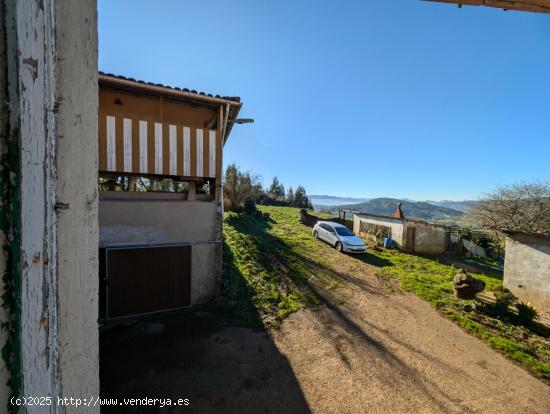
492, 228, 550, 239
354, 211, 449, 228
98, 71, 242, 105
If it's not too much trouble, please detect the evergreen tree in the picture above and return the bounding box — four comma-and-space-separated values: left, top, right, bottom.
287, 187, 294, 205
293, 185, 308, 208
268, 177, 285, 201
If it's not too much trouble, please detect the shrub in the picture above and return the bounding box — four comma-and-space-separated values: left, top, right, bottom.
516, 302, 539, 325
243, 196, 257, 215
223, 164, 262, 212
494, 288, 516, 314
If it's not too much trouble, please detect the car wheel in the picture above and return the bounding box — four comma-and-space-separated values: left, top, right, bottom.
313, 230, 318, 239
335, 242, 343, 252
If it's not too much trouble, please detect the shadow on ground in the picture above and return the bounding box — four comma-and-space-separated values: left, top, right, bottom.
348, 250, 393, 267
101, 212, 509, 413
99, 233, 311, 413
222, 214, 481, 410
100, 319, 311, 413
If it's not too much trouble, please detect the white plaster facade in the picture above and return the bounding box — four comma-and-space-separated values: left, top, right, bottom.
99, 197, 222, 305
353, 214, 405, 247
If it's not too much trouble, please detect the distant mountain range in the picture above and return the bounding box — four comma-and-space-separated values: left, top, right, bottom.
315, 197, 467, 221
309, 195, 371, 207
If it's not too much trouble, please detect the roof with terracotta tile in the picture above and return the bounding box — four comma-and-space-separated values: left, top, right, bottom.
98, 71, 242, 104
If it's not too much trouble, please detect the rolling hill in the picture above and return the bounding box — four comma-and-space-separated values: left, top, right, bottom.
424, 200, 477, 212
329, 197, 463, 221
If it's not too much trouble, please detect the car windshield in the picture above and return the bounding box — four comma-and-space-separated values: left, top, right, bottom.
335, 226, 354, 236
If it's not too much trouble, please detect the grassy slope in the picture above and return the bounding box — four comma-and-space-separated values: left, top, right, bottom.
222, 206, 550, 382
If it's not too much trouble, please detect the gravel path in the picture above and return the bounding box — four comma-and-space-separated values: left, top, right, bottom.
101, 249, 550, 413
271, 282, 550, 413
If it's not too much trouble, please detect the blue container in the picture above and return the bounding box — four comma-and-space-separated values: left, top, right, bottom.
383, 237, 393, 248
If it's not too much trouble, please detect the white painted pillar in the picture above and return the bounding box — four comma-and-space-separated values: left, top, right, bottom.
3, 0, 99, 412
55, 1, 99, 409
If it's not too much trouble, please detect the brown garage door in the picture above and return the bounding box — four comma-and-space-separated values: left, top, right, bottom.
105, 245, 191, 318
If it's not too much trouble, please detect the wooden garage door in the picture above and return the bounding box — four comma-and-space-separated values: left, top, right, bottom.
105, 245, 191, 318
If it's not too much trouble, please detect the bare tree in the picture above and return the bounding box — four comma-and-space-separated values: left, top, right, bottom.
466, 180, 550, 232
223, 163, 262, 212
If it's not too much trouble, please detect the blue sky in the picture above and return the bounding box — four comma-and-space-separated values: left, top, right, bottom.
98, 0, 550, 200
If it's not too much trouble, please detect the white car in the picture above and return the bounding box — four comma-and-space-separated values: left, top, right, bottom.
312, 221, 366, 253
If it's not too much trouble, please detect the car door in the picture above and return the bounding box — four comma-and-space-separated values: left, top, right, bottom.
319, 223, 331, 243
325, 225, 338, 246
317, 223, 327, 242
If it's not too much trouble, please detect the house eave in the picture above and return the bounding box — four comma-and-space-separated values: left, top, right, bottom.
423, 0, 550, 13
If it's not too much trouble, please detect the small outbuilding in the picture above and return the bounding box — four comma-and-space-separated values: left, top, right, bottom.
352, 204, 448, 255
502, 230, 550, 312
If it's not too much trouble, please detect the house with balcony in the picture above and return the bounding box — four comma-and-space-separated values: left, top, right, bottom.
97, 73, 243, 318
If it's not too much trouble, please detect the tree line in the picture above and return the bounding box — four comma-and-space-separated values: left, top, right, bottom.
223, 163, 313, 212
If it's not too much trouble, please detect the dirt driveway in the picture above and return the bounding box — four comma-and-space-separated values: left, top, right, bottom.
101, 250, 550, 414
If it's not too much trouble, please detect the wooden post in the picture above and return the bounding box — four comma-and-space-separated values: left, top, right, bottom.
188, 181, 197, 201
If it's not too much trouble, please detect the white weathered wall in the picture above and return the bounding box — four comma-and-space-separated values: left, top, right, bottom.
99, 198, 218, 244
99, 198, 221, 305
4, 0, 99, 411
190, 243, 220, 304
353, 214, 405, 247
504, 234, 550, 312
353, 215, 360, 234
413, 223, 447, 255
353, 214, 448, 254
462, 239, 487, 258
56, 0, 99, 406
9, 0, 60, 403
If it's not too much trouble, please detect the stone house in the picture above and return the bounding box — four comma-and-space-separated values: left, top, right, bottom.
98, 73, 243, 318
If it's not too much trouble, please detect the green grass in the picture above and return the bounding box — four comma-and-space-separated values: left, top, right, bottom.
221, 206, 550, 383
369, 249, 502, 308
365, 246, 549, 382
222, 206, 335, 323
